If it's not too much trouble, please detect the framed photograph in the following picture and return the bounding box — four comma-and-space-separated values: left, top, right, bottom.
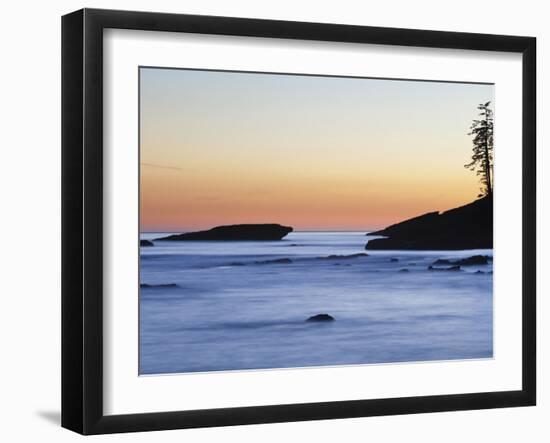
61, 8, 536, 435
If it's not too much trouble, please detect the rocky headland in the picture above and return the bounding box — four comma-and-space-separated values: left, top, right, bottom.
365, 196, 492, 250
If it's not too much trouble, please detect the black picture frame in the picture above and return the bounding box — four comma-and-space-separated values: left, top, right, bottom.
62, 8, 536, 435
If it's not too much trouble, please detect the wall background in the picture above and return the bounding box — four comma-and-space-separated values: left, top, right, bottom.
0, 1, 545, 441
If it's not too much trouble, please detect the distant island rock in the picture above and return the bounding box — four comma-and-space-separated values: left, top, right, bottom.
365, 196, 492, 250
156, 224, 293, 241
140, 239, 154, 247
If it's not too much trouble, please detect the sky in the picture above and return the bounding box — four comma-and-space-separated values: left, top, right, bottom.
140, 67, 494, 232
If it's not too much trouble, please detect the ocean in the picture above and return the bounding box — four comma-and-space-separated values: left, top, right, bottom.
139, 231, 493, 375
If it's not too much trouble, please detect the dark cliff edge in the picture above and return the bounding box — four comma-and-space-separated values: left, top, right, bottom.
365, 196, 493, 250
156, 224, 293, 241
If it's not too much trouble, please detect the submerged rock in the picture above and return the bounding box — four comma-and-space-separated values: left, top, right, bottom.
455, 255, 490, 266
319, 253, 369, 260
390, 258, 399, 262
428, 265, 461, 272
433, 258, 451, 265
398, 268, 410, 272
140, 283, 178, 288
156, 224, 293, 241
432, 255, 490, 266
256, 258, 293, 265
306, 314, 335, 322
140, 239, 154, 247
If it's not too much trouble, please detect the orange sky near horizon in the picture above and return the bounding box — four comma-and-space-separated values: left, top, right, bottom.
140, 68, 494, 232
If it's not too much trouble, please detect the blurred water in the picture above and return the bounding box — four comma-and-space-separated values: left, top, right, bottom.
139, 232, 493, 375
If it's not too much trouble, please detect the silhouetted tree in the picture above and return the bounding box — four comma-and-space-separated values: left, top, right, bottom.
465, 101, 493, 197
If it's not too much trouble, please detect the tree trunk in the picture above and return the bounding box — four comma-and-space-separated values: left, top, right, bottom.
483, 115, 492, 196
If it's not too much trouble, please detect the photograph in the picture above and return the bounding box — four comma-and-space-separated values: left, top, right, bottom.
138, 67, 495, 375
